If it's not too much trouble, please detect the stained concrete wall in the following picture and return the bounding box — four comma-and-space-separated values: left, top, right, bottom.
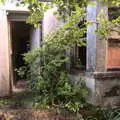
43, 7, 63, 36
96, 2, 108, 72
69, 72, 96, 104
0, 0, 29, 97
0, 9, 11, 96
96, 40, 107, 72
94, 72, 120, 108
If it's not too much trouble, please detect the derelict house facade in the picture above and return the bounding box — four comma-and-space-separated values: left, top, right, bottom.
0, 0, 120, 107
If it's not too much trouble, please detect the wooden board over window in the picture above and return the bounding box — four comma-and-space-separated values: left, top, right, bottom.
107, 37, 120, 70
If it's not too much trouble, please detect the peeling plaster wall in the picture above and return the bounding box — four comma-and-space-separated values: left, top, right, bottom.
43, 7, 63, 36
0, 9, 10, 96
0, 0, 28, 97
69, 72, 96, 104
94, 72, 120, 108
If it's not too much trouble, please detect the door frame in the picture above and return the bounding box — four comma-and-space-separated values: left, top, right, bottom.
8, 11, 29, 88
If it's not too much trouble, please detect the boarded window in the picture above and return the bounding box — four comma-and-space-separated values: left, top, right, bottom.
107, 7, 120, 70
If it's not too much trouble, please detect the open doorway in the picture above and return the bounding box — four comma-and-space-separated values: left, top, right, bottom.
11, 21, 31, 85
71, 44, 86, 72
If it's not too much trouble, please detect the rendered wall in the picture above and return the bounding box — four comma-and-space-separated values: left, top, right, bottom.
43, 7, 63, 36
0, 9, 10, 96
30, 27, 41, 50
95, 72, 120, 108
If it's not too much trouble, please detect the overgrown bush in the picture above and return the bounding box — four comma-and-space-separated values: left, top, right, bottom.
17, 20, 89, 112
103, 109, 120, 120
16, 2, 90, 112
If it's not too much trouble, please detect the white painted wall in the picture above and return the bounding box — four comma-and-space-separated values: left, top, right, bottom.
0, 9, 10, 96
43, 7, 63, 36
0, 0, 28, 96
30, 27, 41, 50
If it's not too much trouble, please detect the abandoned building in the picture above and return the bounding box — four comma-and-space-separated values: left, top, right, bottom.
0, 0, 120, 108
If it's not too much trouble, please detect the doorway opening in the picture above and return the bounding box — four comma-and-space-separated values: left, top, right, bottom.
11, 21, 31, 85
78, 45, 86, 70
71, 44, 86, 72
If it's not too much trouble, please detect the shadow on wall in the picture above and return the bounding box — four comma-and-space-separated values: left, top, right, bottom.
0, 74, 10, 97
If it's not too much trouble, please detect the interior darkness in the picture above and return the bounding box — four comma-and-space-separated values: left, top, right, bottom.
108, 7, 120, 20
11, 21, 31, 83
78, 45, 86, 69
70, 44, 86, 73
78, 21, 86, 70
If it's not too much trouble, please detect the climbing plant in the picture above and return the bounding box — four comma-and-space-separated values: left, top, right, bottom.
13, 0, 119, 38
0, 0, 119, 36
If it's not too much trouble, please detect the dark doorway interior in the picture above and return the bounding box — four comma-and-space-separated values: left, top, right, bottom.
11, 21, 31, 85
78, 45, 86, 70
70, 43, 86, 73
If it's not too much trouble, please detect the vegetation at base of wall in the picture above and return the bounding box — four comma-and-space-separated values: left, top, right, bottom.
0, 92, 120, 120
1, 96, 120, 120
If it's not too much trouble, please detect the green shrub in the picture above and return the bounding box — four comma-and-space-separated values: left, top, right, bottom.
103, 109, 120, 120
23, 47, 89, 112
17, 14, 88, 112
